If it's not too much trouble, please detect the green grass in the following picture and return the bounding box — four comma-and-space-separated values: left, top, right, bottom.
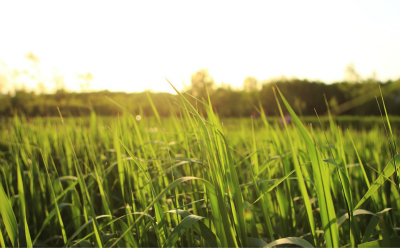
0, 88, 400, 247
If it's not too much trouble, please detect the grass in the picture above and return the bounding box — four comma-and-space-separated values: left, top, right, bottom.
0, 87, 400, 247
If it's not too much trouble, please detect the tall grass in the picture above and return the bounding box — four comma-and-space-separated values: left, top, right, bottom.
0, 86, 399, 247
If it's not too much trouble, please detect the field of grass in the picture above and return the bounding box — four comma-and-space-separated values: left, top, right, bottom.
1, 88, 400, 247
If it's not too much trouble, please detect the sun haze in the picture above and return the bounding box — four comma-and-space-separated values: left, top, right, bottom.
1, 1, 400, 94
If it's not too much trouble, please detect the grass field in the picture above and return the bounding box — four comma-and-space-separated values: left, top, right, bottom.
0, 88, 400, 247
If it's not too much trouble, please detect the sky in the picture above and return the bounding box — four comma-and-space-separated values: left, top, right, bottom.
1, 1, 400, 94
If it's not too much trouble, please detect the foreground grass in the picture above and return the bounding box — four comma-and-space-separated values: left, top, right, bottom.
0, 90, 400, 247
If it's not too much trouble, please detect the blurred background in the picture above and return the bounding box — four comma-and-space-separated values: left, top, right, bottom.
1, 0, 400, 117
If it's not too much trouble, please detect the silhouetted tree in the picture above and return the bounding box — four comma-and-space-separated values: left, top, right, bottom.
1, 68, 400, 118
344, 63, 362, 83
243, 76, 259, 92
188, 69, 215, 99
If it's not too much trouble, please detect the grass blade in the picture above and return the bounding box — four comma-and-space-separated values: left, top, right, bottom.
275, 89, 317, 245
109, 176, 217, 247
0, 179, 17, 247
275, 86, 339, 247
16, 157, 32, 248
163, 214, 205, 248
166, 210, 220, 247
264, 237, 314, 248
253, 170, 295, 204
355, 154, 400, 209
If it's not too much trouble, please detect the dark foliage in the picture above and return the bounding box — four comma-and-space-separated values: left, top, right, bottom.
1, 79, 400, 117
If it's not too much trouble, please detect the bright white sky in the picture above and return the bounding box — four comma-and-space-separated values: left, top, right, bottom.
1, 0, 400, 94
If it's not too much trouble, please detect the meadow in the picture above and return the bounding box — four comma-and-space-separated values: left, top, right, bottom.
0, 87, 400, 247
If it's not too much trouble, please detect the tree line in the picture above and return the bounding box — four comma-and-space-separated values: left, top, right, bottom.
1, 69, 400, 118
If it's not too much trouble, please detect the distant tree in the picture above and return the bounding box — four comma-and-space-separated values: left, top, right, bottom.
189, 69, 215, 99
365, 71, 377, 83
243, 76, 259, 92
77, 72, 93, 92
25, 51, 45, 93
344, 63, 362, 83
37, 82, 47, 94
0, 60, 9, 94
1, 66, 399, 117
0, 93, 10, 114
11, 90, 35, 114
53, 72, 66, 92
220, 82, 232, 90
